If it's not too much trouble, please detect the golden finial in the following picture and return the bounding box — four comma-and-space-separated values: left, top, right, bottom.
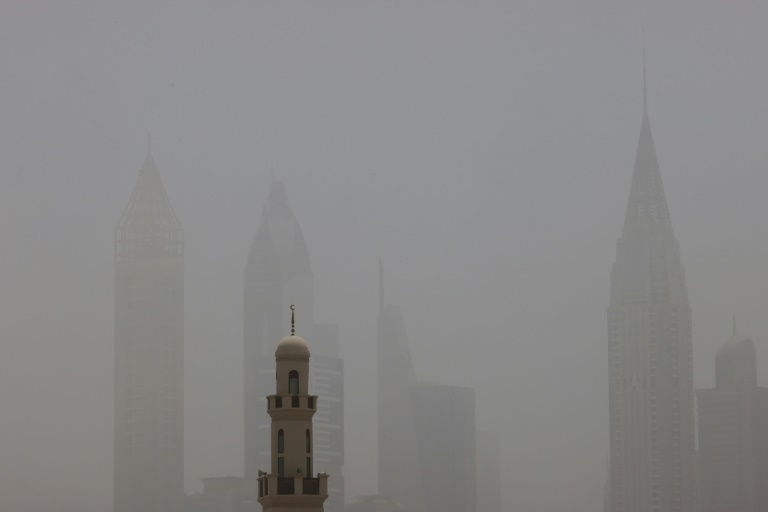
290, 304, 296, 336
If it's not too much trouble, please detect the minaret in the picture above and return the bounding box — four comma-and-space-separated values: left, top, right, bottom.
257, 306, 329, 512
607, 48, 696, 512
114, 151, 184, 512
244, 182, 344, 510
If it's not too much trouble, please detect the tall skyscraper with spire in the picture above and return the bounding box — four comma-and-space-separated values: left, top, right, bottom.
606, 53, 696, 512
114, 152, 184, 512
244, 182, 343, 511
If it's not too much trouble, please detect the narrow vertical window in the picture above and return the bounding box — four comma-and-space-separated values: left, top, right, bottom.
306, 429, 311, 453
289, 370, 299, 395
278, 429, 284, 454
278, 457, 285, 477
307, 456, 312, 477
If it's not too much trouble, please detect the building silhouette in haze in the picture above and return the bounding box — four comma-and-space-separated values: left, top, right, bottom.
114, 152, 184, 512
377, 264, 478, 512
410, 383, 476, 512
606, 60, 696, 512
376, 261, 422, 512
697, 328, 768, 512
244, 182, 343, 511
476, 430, 500, 512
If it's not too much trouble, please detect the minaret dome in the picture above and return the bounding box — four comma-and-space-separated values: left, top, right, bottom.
276, 336, 310, 358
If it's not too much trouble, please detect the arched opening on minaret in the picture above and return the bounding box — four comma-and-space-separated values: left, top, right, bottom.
289, 370, 299, 395
278, 429, 285, 454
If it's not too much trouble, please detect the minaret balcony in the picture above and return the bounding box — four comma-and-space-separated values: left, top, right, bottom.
257, 473, 329, 499
267, 394, 318, 414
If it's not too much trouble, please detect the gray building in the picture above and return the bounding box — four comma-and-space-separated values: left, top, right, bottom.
410, 384, 476, 512
377, 265, 477, 512
186, 477, 247, 512
697, 331, 768, 512
114, 152, 184, 512
476, 431, 500, 512
244, 182, 343, 511
606, 66, 696, 512
376, 261, 422, 512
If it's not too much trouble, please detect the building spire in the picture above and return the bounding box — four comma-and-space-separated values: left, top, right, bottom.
291, 304, 296, 336
733, 316, 737, 337
642, 29, 647, 115
622, 36, 672, 233
379, 257, 384, 317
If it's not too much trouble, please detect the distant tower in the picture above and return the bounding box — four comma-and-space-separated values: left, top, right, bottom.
476, 431, 500, 512
606, 50, 697, 512
410, 384, 476, 512
697, 328, 768, 512
114, 152, 184, 512
244, 182, 343, 510
257, 306, 329, 512
376, 261, 422, 511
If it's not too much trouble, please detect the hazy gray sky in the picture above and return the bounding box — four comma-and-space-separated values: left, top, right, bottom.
2, 2, 768, 511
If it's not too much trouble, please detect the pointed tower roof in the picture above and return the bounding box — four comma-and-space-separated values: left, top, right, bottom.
115, 151, 182, 262
245, 181, 312, 283
117, 151, 182, 231
622, 48, 671, 233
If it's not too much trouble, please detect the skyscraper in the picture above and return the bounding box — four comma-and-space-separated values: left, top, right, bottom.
606, 58, 696, 512
376, 261, 422, 512
114, 152, 184, 512
697, 329, 768, 512
476, 431, 500, 512
376, 264, 477, 512
244, 182, 343, 511
410, 383, 476, 512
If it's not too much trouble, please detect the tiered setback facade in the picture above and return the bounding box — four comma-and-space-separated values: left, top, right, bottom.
114, 153, 184, 512
607, 108, 696, 512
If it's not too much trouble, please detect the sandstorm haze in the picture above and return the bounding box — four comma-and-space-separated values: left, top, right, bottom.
1, 1, 768, 511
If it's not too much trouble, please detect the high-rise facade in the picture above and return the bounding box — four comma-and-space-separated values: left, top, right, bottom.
476, 431, 500, 512
376, 265, 477, 512
114, 152, 184, 512
244, 182, 343, 511
607, 69, 696, 512
697, 332, 768, 512
410, 383, 476, 512
376, 262, 422, 512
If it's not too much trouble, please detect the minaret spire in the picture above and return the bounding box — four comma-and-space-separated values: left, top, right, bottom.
290, 304, 296, 336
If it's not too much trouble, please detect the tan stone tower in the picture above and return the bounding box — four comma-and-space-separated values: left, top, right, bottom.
258, 305, 328, 512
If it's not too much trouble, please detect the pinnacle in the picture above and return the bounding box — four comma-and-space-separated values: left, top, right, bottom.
116, 151, 182, 231
622, 112, 671, 232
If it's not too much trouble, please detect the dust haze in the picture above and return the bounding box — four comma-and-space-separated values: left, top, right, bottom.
1, 2, 768, 512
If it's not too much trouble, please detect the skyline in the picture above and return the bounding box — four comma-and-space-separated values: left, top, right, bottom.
2, 3, 768, 512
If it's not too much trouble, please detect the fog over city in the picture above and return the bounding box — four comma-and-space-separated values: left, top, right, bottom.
2, 2, 768, 512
